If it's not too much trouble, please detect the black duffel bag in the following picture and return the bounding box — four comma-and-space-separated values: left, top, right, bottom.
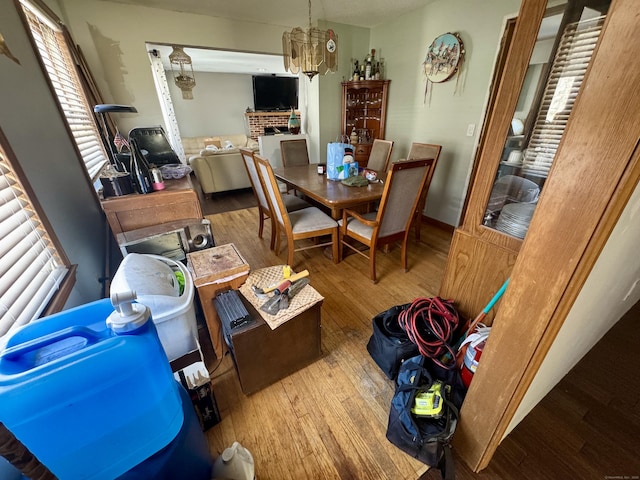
386, 355, 466, 480
366, 304, 419, 380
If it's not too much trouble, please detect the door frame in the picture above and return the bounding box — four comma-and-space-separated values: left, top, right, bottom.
450, 0, 640, 470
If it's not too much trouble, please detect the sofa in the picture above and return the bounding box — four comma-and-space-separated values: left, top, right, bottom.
183, 134, 259, 195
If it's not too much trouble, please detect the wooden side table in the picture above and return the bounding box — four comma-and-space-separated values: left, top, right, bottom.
186, 244, 250, 359
101, 176, 202, 235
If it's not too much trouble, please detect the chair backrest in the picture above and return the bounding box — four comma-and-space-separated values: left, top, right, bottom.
376, 159, 434, 238
254, 154, 290, 230
367, 139, 394, 172
240, 148, 270, 211
280, 139, 310, 167
407, 142, 442, 193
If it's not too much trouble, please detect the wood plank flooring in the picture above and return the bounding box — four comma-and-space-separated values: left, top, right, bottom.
200, 193, 640, 479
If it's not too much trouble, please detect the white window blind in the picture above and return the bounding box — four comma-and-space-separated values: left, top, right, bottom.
0, 148, 68, 341
21, 1, 109, 181
521, 15, 605, 177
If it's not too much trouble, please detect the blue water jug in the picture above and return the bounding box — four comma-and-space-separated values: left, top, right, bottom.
0, 292, 184, 480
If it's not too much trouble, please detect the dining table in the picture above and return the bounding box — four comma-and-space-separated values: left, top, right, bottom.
272, 164, 386, 220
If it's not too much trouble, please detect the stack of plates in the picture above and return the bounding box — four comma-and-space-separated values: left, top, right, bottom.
495, 203, 536, 239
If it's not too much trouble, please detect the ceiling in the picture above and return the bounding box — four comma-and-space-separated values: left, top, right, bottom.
104, 0, 434, 29
126, 0, 437, 75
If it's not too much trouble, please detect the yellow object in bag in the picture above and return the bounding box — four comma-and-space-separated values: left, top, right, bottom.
411, 381, 445, 418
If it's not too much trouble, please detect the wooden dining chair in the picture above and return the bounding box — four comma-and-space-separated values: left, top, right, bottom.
240, 148, 310, 249
339, 158, 435, 283
254, 154, 339, 267
280, 139, 310, 167
407, 143, 442, 241
366, 139, 394, 172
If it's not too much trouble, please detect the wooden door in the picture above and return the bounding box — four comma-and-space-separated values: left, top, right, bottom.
442, 0, 640, 471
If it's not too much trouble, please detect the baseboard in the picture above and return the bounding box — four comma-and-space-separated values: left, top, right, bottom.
422, 215, 455, 233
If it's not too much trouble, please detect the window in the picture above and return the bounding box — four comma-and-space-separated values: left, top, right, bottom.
0, 136, 70, 341
20, 0, 109, 181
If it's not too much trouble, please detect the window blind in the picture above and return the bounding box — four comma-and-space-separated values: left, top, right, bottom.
0, 148, 68, 340
520, 15, 605, 177
21, 2, 109, 181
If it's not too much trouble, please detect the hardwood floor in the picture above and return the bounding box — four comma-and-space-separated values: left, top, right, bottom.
200, 192, 640, 479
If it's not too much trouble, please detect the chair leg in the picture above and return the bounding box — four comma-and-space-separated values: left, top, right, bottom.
401, 234, 410, 272
287, 242, 295, 267
269, 217, 277, 250
370, 246, 377, 283
331, 229, 339, 264
286, 231, 295, 267
274, 226, 282, 255
258, 208, 264, 240
414, 212, 422, 242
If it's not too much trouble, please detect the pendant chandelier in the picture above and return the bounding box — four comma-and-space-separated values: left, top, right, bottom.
169, 46, 196, 99
282, 0, 338, 80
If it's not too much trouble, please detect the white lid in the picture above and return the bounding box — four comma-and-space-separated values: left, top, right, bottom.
111, 253, 180, 298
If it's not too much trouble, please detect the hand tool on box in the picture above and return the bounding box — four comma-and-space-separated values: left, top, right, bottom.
260, 278, 310, 315
251, 269, 309, 298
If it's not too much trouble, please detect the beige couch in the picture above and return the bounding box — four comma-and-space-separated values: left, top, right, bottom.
183, 134, 258, 195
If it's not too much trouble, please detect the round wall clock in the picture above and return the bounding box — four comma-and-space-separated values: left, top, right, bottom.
423, 32, 465, 83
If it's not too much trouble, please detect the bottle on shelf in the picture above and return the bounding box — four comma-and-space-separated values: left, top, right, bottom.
350, 128, 358, 145
365, 52, 372, 80
129, 138, 153, 194
149, 164, 165, 191
352, 60, 359, 81
288, 107, 301, 134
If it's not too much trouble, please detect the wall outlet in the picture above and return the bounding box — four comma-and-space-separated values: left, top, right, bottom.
466, 124, 476, 136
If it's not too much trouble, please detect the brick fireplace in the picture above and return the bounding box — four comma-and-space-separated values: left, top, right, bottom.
246, 111, 300, 140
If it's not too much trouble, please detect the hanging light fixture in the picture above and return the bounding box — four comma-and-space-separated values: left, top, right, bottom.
282, 0, 338, 80
169, 46, 196, 99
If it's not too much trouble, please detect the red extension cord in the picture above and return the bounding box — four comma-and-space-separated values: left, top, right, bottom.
398, 297, 460, 370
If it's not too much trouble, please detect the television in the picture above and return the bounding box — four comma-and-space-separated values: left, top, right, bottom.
252, 75, 298, 111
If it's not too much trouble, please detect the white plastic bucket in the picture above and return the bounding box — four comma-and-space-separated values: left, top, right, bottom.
111, 253, 198, 362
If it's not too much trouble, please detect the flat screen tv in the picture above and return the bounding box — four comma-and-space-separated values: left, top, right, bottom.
252, 75, 298, 111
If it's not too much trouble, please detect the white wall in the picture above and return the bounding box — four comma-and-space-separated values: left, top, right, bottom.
506, 180, 640, 434
167, 72, 253, 137
1, 0, 107, 306
370, 0, 522, 226
58, 0, 289, 134
317, 21, 370, 166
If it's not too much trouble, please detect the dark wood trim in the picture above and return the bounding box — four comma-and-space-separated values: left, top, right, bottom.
422, 214, 455, 234
42, 265, 78, 316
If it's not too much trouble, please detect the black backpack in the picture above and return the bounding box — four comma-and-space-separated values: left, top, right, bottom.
386, 355, 466, 480
366, 304, 419, 380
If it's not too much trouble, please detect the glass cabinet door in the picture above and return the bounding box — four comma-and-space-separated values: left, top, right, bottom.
483, 1, 609, 239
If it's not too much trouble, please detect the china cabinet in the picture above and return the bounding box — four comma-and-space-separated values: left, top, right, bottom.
341, 80, 390, 167
437, 0, 639, 472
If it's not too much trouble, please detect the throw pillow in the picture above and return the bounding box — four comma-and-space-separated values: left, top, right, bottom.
204, 139, 222, 149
